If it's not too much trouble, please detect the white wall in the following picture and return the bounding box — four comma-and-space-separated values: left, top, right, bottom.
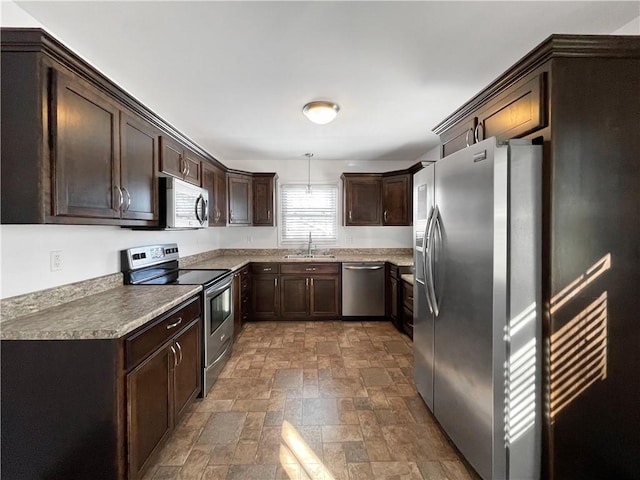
613, 15, 640, 35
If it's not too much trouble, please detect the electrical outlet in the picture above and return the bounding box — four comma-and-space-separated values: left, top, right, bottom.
50, 251, 63, 272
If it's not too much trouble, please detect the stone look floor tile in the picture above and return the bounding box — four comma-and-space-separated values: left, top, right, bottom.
144, 321, 478, 480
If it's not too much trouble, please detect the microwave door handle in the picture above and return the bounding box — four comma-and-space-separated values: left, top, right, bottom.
202, 197, 209, 223
194, 195, 203, 224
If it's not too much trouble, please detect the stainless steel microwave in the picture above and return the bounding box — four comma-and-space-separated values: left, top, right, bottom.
164, 177, 209, 229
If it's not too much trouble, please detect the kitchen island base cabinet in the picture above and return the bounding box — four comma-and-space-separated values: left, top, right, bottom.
0, 295, 201, 480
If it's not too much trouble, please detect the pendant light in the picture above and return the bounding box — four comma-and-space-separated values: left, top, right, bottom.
304, 153, 314, 193
302, 101, 340, 125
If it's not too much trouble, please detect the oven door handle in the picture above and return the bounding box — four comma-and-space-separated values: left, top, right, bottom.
204, 276, 233, 297
210, 339, 232, 366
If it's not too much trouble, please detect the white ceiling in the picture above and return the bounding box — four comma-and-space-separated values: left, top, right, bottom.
11, 1, 640, 163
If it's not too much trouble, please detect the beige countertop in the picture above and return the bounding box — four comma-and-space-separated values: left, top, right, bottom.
188, 253, 414, 271
1, 251, 413, 341
401, 273, 414, 285
0, 285, 201, 341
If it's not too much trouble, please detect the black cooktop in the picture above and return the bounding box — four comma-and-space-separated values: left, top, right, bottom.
139, 268, 230, 286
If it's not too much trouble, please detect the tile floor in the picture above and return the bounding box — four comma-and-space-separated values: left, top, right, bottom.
143, 321, 480, 480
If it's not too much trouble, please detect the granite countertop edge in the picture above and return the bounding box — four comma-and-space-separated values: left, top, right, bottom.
1, 285, 202, 341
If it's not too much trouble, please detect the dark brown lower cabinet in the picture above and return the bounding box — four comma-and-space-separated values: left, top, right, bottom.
278, 263, 341, 320
127, 315, 201, 479
127, 343, 172, 478
249, 263, 340, 321
401, 278, 414, 339
0, 295, 201, 480
251, 274, 280, 319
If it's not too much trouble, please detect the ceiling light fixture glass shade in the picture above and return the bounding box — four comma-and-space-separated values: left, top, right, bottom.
302, 101, 340, 125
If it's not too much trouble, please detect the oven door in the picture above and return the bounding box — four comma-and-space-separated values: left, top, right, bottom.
203, 274, 234, 394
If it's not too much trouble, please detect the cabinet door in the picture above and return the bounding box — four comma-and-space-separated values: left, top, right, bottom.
120, 112, 158, 222
253, 175, 275, 226
440, 117, 477, 158
280, 276, 309, 318
211, 165, 227, 227
228, 173, 252, 225
344, 176, 382, 226
251, 274, 279, 319
127, 344, 172, 479
52, 69, 120, 219
183, 149, 203, 186
173, 319, 201, 421
159, 136, 185, 180
389, 274, 399, 324
382, 174, 410, 225
233, 272, 242, 337
476, 73, 546, 143
310, 276, 340, 318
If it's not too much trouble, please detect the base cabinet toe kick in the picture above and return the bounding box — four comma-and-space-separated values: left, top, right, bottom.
0, 295, 202, 480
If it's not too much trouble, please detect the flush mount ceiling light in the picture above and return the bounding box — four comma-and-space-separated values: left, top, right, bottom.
302, 101, 340, 125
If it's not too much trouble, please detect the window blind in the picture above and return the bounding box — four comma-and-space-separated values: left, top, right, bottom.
280, 184, 338, 245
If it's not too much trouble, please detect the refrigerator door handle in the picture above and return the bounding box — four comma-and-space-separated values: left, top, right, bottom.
431, 207, 443, 316
426, 205, 440, 317
423, 206, 435, 314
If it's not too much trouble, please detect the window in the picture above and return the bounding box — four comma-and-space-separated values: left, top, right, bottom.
280, 184, 338, 246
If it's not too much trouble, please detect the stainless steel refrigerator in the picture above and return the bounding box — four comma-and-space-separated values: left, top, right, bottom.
413, 137, 542, 480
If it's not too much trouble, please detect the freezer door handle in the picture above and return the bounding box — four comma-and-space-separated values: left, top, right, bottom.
426, 205, 440, 317
423, 206, 435, 314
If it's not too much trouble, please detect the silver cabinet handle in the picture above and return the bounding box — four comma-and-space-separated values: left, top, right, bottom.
175, 340, 183, 366
122, 187, 131, 212
344, 265, 383, 270
384, 210, 388, 222
465, 128, 473, 147
263, 267, 272, 272
310, 278, 314, 287
170, 344, 178, 368
349, 210, 353, 222
267, 210, 271, 221
185, 160, 191, 179
305, 267, 316, 271
179, 154, 185, 175
166, 317, 183, 330
274, 278, 278, 286
114, 186, 124, 210
306, 278, 309, 287
474, 123, 484, 143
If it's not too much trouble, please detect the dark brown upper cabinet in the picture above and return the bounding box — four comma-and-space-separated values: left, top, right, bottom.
52, 69, 122, 219
120, 112, 159, 222
436, 73, 546, 158
382, 174, 410, 226
252, 173, 277, 226
342, 175, 383, 226
202, 162, 227, 226
159, 136, 202, 187
342, 166, 419, 227
227, 172, 252, 225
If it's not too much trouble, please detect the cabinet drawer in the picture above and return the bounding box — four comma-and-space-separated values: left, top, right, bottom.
280, 263, 340, 275
250, 263, 279, 274
126, 296, 201, 370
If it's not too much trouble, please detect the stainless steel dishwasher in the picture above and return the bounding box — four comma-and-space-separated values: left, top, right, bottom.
342, 262, 386, 317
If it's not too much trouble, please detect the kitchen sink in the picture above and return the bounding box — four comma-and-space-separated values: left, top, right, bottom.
282, 254, 336, 259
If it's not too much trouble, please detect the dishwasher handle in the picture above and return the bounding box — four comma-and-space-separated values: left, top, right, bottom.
343, 265, 383, 270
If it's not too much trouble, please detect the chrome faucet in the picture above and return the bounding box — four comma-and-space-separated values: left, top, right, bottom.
307, 232, 313, 256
